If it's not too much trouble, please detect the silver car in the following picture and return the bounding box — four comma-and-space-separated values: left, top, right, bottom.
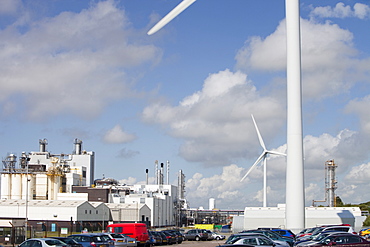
231, 236, 277, 247
18, 238, 67, 247
103, 233, 137, 247
104, 233, 129, 247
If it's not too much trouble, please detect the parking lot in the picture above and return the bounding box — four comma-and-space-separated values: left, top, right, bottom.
176, 239, 228, 247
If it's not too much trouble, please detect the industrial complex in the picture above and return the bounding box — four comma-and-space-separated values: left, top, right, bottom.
0, 138, 367, 245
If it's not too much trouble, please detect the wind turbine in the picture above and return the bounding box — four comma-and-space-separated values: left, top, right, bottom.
240, 115, 286, 207
147, 0, 305, 231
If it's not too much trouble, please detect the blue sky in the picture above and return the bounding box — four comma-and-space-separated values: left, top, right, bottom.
0, 0, 370, 210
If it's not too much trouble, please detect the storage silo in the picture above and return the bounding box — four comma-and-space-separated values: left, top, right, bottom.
209, 198, 215, 210
11, 173, 22, 199
21, 174, 36, 200
1, 174, 10, 199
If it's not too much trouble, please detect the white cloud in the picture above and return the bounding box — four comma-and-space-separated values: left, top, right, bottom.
118, 177, 138, 185
354, 3, 370, 19
0, 0, 162, 121
236, 18, 361, 99
142, 69, 285, 166
103, 125, 137, 144
185, 165, 251, 209
0, 0, 22, 15
345, 162, 370, 184
345, 95, 370, 134
309, 2, 370, 19
177, 128, 370, 208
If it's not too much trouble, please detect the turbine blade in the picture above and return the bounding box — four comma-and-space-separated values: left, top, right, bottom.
241, 152, 266, 182
267, 150, 287, 156
147, 0, 197, 35
251, 114, 266, 150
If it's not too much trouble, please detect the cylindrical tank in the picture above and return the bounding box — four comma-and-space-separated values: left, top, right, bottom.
1, 174, 10, 199
21, 174, 36, 200
47, 174, 61, 200
11, 174, 22, 199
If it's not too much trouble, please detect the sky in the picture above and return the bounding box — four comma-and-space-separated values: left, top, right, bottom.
0, 0, 370, 210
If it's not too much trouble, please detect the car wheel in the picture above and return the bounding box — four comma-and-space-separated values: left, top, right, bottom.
215, 236, 220, 240
195, 236, 200, 241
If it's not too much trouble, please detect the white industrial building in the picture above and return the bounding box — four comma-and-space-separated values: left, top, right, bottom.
231, 206, 366, 233
118, 184, 179, 227
0, 199, 109, 222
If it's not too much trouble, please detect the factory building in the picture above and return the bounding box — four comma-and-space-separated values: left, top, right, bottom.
0, 140, 185, 245
1, 138, 94, 201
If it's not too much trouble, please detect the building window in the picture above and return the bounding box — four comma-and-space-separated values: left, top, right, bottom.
140, 198, 145, 203
96, 210, 98, 214
89, 210, 91, 214
85, 210, 87, 214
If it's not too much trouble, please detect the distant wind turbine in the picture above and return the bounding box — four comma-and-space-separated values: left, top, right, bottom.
147, 0, 305, 231
240, 115, 286, 207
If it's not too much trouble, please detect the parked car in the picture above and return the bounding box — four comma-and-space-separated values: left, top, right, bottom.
230, 235, 277, 247
160, 231, 177, 244
50, 237, 83, 247
107, 223, 149, 246
68, 233, 114, 247
298, 233, 370, 247
226, 233, 284, 246
205, 230, 226, 240
241, 230, 292, 246
157, 231, 168, 245
360, 228, 370, 238
103, 233, 131, 247
272, 229, 296, 239
164, 230, 184, 243
296, 228, 317, 239
18, 238, 68, 247
184, 229, 209, 241
296, 225, 355, 242
148, 231, 162, 246
120, 235, 137, 247
295, 232, 354, 246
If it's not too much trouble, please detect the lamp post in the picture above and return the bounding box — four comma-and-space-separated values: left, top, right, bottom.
20, 153, 31, 240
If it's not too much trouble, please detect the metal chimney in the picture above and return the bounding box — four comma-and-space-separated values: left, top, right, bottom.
74, 138, 83, 155
146, 169, 149, 185
39, 139, 48, 152
155, 160, 159, 185
166, 160, 170, 185
160, 163, 164, 185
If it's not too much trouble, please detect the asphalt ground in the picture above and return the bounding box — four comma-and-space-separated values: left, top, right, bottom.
171, 238, 228, 247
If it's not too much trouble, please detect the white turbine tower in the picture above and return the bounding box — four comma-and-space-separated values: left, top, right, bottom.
240, 115, 286, 207
147, 0, 305, 231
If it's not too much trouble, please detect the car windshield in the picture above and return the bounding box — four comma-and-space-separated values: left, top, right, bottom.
313, 233, 331, 241
319, 235, 336, 244
110, 234, 124, 238
92, 235, 109, 242
45, 240, 66, 246
59, 239, 77, 244
262, 231, 279, 239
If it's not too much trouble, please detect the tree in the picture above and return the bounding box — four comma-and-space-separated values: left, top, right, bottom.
336, 196, 344, 207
